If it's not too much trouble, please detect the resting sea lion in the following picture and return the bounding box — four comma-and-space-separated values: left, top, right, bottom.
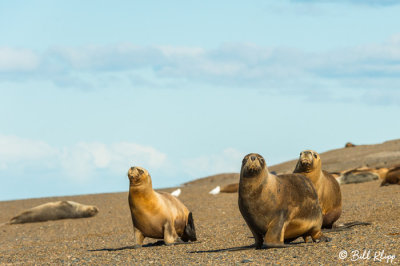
293, 150, 342, 229
8, 201, 99, 224
220, 183, 239, 193
337, 167, 380, 185
381, 166, 400, 186
238, 153, 330, 249
345, 142, 356, 148
128, 166, 197, 247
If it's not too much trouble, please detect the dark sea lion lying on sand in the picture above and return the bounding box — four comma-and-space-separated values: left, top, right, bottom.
381, 166, 400, 186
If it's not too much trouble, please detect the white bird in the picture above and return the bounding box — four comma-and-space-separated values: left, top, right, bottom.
209, 186, 220, 195
171, 188, 181, 197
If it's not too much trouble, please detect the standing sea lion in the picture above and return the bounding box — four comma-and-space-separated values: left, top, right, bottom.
238, 153, 330, 249
128, 166, 197, 247
8, 201, 99, 224
293, 150, 342, 229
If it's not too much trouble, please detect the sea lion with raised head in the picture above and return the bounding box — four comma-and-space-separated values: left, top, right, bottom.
8, 201, 99, 224
238, 153, 330, 249
128, 166, 197, 247
294, 150, 342, 229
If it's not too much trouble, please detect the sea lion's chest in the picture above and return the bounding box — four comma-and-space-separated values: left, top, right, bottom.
239, 190, 276, 234
129, 194, 168, 238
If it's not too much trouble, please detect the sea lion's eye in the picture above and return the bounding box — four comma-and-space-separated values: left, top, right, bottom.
313, 153, 318, 159
242, 158, 247, 165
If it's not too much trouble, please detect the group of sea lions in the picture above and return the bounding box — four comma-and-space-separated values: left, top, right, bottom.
4, 147, 397, 250
126, 149, 353, 249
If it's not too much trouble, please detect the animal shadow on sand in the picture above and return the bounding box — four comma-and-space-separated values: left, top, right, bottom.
88, 240, 198, 252
189, 242, 306, 254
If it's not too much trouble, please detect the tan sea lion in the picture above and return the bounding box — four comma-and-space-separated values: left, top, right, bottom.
8, 201, 99, 224
128, 166, 197, 247
293, 150, 342, 229
381, 166, 400, 186
374, 167, 390, 180
220, 183, 239, 193
238, 153, 330, 249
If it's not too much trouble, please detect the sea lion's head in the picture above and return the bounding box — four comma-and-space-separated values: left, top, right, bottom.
128, 166, 152, 188
295, 150, 321, 173
85, 206, 99, 217
241, 153, 266, 178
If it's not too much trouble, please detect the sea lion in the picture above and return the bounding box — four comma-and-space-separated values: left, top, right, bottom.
381, 166, 400, 186
128, 166, 197, 247
345, 142, 356, 148
238, 153, 330, 249
220, 183, 239, 193
293, 150, 342, 229
8, 201, 99, 224
337, 167, 380, 185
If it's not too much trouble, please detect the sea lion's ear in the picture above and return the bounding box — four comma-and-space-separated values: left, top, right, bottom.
313, 153, 318, 159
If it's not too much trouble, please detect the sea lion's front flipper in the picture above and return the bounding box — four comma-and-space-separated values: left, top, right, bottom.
163, 221, 178, 245
133, 226, 145, 247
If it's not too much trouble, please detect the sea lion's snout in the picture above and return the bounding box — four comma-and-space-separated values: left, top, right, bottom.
88, 206, 99, 216
241, 153, 265, 177
128, 166, 148, 186
298, 151, 314, 169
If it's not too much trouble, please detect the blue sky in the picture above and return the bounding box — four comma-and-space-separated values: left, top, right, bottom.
1, 0, 400, 201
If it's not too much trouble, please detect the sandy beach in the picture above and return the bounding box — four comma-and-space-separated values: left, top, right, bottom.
1, 140, 399, 265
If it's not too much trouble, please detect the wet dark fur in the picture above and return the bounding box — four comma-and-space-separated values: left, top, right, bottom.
181, 212, 197, 242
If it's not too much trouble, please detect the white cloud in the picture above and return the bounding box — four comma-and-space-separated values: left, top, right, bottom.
182, 148, 244, 178
1, 38, 400, 105
0, 135, 167, 182
0, 134, 57, 163
0, 47, 40, 71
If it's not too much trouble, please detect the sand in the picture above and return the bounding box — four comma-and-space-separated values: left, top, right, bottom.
1, 140, 399, 265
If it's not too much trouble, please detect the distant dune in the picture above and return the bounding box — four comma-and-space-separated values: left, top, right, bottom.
185, 139, 400, 187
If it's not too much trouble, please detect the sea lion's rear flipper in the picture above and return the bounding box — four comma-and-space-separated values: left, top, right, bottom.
181, 212, 197, 242
323, 221, 371, 232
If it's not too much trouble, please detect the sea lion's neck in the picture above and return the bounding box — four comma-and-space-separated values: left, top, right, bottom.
305, 167, 322, 185
129, 186, 154, 201
239, 168, 269, 196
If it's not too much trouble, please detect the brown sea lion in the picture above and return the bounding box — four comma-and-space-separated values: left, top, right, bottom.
381, 166, 400, 186
8, 201, 99, 224
238, 153, 330, 249
293, 150, 342, 229
128, 166, 196, 247
345, 142, 356, 148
